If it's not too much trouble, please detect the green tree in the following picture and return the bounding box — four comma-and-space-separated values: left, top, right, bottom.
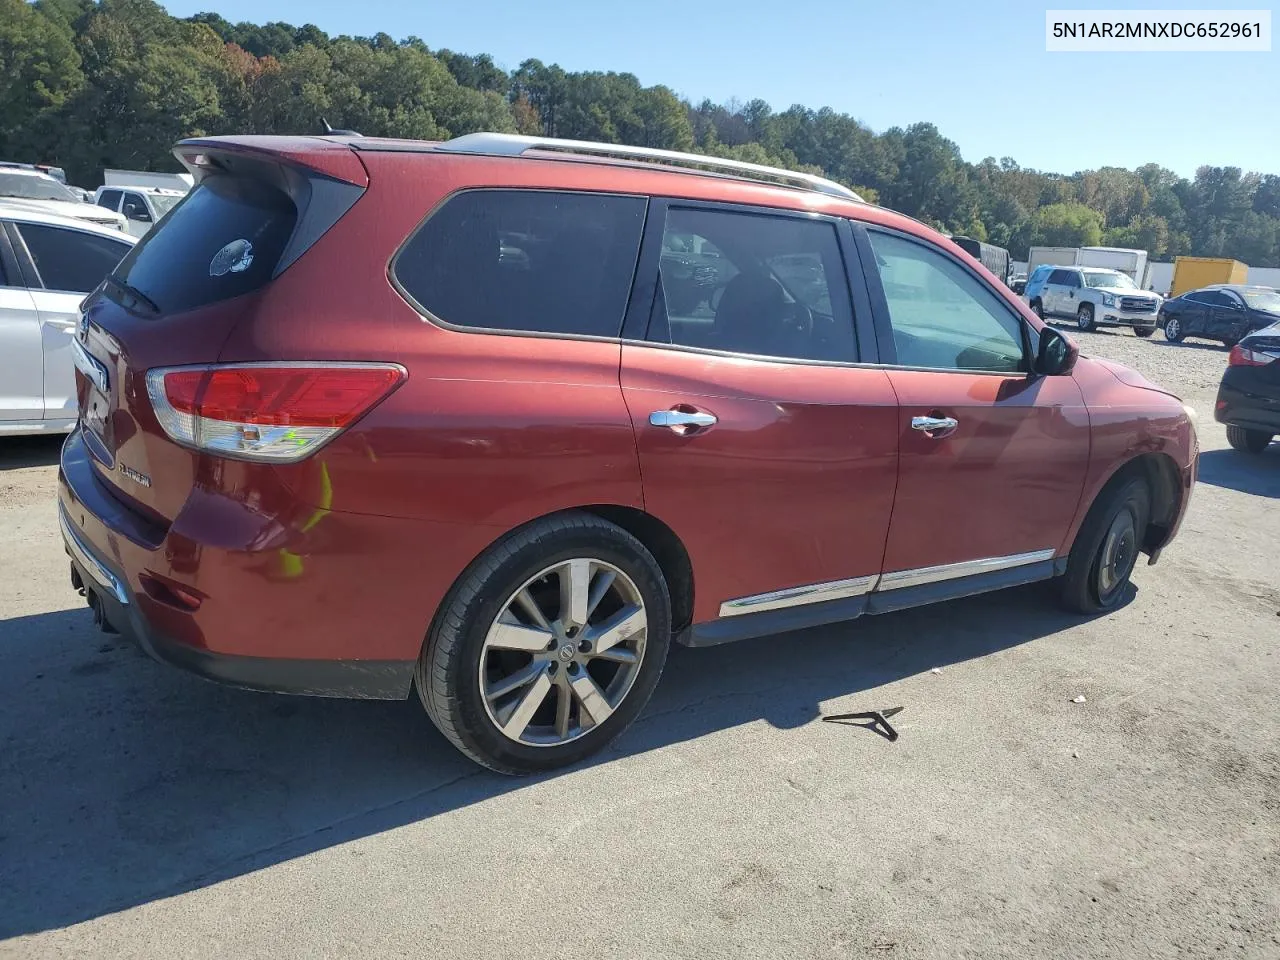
0, 0, 84, 159
1032, 202, 1104, 247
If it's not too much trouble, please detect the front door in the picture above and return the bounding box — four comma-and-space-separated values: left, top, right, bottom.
620, 201, 899, 629
860, 227, 1090, 581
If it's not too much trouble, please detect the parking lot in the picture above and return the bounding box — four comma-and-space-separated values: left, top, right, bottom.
1, 327, 1277, 959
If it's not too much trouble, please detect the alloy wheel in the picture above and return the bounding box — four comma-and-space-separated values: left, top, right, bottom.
479, 558, 648, 747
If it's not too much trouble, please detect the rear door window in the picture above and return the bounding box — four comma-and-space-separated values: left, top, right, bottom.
97, 189, 122, 211
14, 223, 133, 293
110, 174, 297, 315
1047, 269, 1073, 285
648, 206, 856, 362
394, 190, 646, 338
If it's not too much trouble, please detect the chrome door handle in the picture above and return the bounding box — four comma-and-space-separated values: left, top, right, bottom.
650, 409, 717, 430
911, 415, 958, 435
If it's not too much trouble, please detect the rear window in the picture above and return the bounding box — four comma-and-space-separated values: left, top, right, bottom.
111, 175, 296, 315
393, 190, 646, 338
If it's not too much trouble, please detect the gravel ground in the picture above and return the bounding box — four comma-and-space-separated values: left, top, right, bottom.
1, 326, 1278, 959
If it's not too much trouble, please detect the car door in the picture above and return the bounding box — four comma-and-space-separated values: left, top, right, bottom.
96, 188, 123, 214
857, 225, 1089, 589
1179, 292, 1210, 335
119, 191, 153, 238
0, 224, 43, 422
8, 220, 133, 423
1206, 290, 1249, 342
619, 199, 898, 637
1058, 269, 1084, 317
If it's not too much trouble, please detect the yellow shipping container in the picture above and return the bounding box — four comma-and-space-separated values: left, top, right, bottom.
1171, 257, 1249, 297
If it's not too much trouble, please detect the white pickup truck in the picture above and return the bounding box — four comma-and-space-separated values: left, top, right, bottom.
93, 185, 186, 237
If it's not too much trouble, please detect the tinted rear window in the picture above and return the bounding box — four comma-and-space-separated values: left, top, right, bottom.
394, 190, 646, 338
111, 175, 296, 315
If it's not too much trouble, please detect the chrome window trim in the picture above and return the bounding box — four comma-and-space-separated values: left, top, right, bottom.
717, 548, 1056, 617
59, 503, 128, 605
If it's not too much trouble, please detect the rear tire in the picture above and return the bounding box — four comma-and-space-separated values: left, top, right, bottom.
1226, 425, 1273, 454
1031, 299, 1045, 319
416, 511, 672, 775
1060, 474, 1150, 614
1134, 325, 1156, 338
1076, 304, 1095, 331
1163, 315, 1185, 342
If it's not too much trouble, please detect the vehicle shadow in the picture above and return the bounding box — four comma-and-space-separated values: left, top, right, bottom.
0, 436, 64, 471
1196, 447, 1280, 497
0, 584, 1119, 938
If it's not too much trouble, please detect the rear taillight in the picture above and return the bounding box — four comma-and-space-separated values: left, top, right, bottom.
1228, 344, 1274, 367
145, 363, 405, 461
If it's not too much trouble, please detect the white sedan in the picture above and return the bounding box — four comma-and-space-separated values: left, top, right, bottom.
0, 205, 136, 436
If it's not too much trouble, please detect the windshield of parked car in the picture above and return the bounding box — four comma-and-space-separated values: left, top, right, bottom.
0, 172, 78, 202
1240, 289, 1280, 313
149, 193, 184, 217
1083, 271, 1136, 289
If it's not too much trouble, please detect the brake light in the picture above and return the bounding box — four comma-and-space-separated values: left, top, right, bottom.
1228, 344, 1273, 367
145, 363, 405, 461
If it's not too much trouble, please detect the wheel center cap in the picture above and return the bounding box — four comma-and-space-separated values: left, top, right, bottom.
557, 643, 576, 662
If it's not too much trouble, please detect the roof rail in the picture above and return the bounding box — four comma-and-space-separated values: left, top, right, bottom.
434, 133, 863, 203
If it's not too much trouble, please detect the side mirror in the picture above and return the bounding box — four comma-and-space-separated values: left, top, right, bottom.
128, 210, 152, 222
1036, 325, 1078, 376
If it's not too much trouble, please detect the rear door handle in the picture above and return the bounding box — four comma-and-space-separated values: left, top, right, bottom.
911, 415, 958, 437
650, 409, 717, 431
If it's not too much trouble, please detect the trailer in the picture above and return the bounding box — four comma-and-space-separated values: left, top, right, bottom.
1027, 246, 1080, 274
1078, 247, 1148, 285
949, 236, 1012, 283
103, 169, 193, 192
1170, 257, 1249, 297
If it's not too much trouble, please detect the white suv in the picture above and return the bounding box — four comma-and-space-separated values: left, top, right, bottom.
1024, 265, 1162, 336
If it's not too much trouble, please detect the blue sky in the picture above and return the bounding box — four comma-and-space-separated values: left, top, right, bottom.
163, 0, 1278, 178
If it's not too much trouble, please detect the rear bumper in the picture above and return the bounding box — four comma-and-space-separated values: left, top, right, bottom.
62, 521, 413, 697
57, 428, 417, 699
1215, 379, 1280, 433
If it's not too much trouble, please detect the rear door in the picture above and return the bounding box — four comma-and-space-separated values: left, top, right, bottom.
857, 225, 1089, 579
0, 224, 42, 422
96, 189, 123, 214
620, 199, 898, 630
9, 220, 134, 423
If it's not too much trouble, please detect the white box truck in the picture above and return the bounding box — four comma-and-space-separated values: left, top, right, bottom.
103, 169, 193, 192
1078, 247, 1149, 286
1027, 246, 1080, 274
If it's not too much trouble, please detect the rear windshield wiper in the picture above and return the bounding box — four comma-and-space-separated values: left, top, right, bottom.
103, 275, 159, 315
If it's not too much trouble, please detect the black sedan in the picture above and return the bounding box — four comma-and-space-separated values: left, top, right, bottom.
1159, 284, 1280, 346
1215, 322, 1280, 454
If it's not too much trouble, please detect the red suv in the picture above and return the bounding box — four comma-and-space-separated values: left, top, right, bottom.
59, 133, 1198, 773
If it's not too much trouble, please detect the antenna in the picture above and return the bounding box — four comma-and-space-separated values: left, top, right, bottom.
321, 118, 363, 138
